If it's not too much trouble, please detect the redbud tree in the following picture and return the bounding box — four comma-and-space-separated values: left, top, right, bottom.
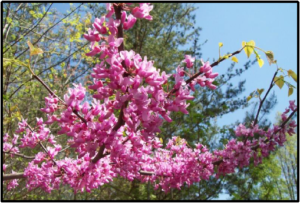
3, 3, 298, 196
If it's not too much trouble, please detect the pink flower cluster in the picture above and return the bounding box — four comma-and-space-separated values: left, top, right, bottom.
139, 138, 214, 192
213, 100, 297, 176
19, 118, 54, 148
2, 3, 297, 194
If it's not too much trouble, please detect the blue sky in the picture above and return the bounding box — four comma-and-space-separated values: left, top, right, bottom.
194, 3, 297, 127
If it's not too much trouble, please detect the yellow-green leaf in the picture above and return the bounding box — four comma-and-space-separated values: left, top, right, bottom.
258, 58, 264, 68
27, 41, 43, 56
3, 58, 29, 68
265, 51, 275, 65
7, 17, 12, 24
175, 136, 182, 146
159, 138, 163, 144
10, 105, 17, 112
242, 40, 255, 58
257, 88, 264, 96
288, 87, 293, 97
231, 56, 238, 63
274, 75, 284, 89
219, 42, 223, 48
246, 95, 252, 102
287, 69, 297, 83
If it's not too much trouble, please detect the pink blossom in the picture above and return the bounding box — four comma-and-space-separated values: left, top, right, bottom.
182, 55, 195, 68
121, 11, 137, 30
107, 18, 120, 35
93, 16, 107, 34
83, 28, 101, 42
33, 152, 46, 164
132, 3, 153, 20
41, 94, 58, 113
106, 3, 115, 18
3, 164, 7, 171
7, 179, 19, 190
289, 100, 297, 111
3, 133, 9, 142
86, 45, 101, 56
15, 119, 28, 133
108, 35, 123, 47
12, 134, 19, 145
36, 117, 43, 126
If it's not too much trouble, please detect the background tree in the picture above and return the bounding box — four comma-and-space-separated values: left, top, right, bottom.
2, 3, 97, 200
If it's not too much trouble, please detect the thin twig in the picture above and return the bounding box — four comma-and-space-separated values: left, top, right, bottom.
253, 70, 278, 126
4, 3, 53, 54
4, 152, 35, 159
32, 74, 87, 124
168, 48, 244, 97
213, 108, 297, 165
15, 3, 83, 59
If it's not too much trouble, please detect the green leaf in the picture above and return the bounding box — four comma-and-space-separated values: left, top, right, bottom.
274, 75, 284, 89
265, 51, 275, 65
3, 58, 29, 68
3, 94, 9, 101
288, 86, 293, 97
231, 56, 238, 63
7, 17, 12, 24
242, 40, 255, 58
287, 69, 297, 82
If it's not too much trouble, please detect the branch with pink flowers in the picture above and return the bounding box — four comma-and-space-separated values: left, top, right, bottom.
3, 3, 297, 194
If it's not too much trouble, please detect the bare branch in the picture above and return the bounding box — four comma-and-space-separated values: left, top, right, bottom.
4, 3, 53, 54
3, 173, 26, 181
15, 3, 83, 59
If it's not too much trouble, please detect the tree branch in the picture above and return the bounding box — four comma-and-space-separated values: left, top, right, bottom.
4, 152, 35, 159
213, 108, 297, 165
32, 74, 87, 124
168, 48, 244, 97
15, 3, 83, 59
253, 70, 278, 126
3, 173, 26, 181
4, 3, 53, 54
